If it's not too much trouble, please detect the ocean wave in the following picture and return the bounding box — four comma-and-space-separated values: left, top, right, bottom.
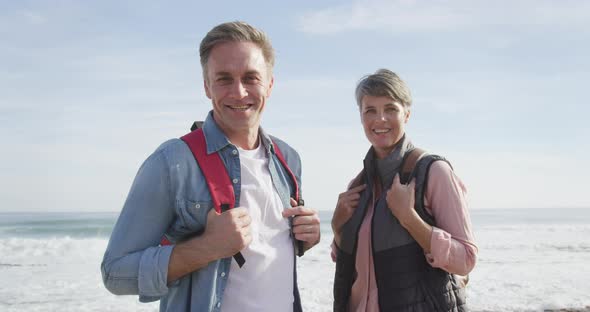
542, 243, 590, 253
0, 237, 108, 266
477, 224, 590, 232
0, 219, 114, 238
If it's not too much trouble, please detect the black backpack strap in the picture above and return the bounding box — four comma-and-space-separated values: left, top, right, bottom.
190, 121, 204, 131
413, 154, 452, 226
348, 168, 366, 190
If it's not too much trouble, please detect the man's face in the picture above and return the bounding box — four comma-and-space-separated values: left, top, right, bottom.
204, 41, 273, 137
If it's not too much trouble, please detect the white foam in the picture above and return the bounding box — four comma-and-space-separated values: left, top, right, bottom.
1, 224, 590, 311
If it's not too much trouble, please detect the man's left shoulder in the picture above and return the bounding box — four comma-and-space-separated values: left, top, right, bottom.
269, 135, 301, 170
270, 135, 299, 156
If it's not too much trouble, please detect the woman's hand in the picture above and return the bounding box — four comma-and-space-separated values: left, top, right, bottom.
386, 173, 433, 252
332, 184, 366, 241
386, 174, 418, 226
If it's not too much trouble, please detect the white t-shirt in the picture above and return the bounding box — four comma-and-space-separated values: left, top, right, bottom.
220, 143, 294, 312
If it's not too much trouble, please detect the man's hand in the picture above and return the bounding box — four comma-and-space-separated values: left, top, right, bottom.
203, 207, 252, 259
332, 184, 366, 245
282, 198, 321, 252
167, 207, 251, 283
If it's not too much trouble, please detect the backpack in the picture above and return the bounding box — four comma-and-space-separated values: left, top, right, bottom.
160, 122, 304, 267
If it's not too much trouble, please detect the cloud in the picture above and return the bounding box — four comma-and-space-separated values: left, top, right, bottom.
298, 0, 590, 35
22, 10, 47, 25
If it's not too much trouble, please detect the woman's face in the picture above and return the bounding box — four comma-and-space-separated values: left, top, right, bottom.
360, 95, 410, 159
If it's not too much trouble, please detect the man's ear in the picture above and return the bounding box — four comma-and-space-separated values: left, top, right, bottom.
265, 75, 274, 98
404, 109, 411, 123
204, 79, 212, 99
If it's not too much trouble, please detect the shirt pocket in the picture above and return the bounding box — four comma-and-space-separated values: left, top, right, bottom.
170, 199, 212, 242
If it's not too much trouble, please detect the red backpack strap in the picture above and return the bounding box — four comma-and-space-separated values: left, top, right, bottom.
272, 142, 300, 203
273, 141, 305, 256
169, 128, 245, 267
181, 129, 235, 213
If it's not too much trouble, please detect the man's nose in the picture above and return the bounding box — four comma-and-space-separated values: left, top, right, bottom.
229, 81, 247, 99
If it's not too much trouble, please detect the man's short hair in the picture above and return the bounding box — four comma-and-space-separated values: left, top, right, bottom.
199, 21, 275, 80
355, 69, 412, 109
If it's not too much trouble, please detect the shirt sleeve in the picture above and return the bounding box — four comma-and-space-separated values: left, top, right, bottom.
101, 150, 176, 300
423, 160, 478, 276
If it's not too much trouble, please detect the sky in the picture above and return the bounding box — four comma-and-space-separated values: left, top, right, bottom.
1, 0, 589, 213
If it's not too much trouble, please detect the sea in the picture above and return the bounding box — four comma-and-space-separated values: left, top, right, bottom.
1, 208, 589, 312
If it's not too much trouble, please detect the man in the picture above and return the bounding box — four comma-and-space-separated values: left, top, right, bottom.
101, 21, 321, 312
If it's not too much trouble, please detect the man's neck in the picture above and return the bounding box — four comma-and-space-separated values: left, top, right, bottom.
212, 115, 261, 150
229, 130, 260, 150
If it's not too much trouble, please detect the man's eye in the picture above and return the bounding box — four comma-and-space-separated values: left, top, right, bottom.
364, 109, 376, 114
244, 76, 259, 83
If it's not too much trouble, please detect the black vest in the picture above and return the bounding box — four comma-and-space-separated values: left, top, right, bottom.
334, 138, 467, 312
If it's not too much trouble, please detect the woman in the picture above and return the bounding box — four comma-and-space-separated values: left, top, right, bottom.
331, 69, 477, 312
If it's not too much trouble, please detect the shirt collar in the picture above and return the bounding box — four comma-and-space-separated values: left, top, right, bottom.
201, 110, 274, 155
363, 133, 414, 186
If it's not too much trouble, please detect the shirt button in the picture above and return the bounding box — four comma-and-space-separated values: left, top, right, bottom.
195, 203, 200, 209
217, 302, 221, 308
232, 178, 238, 184
232, 149, 238, 155
221, 272, 226, 277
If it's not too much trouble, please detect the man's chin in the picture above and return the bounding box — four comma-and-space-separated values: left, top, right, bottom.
228, 121, 260, 132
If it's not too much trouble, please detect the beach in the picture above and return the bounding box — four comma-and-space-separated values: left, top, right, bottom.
1, 208, 589, 311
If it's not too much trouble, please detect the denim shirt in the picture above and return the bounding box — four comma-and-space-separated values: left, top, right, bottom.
101, 111, 302, 312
